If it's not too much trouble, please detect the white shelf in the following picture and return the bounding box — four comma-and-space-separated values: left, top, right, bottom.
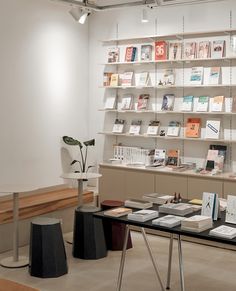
101, 84, 236, 89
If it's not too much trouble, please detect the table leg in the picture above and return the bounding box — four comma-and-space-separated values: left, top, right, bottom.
178, 235, 185, 291
166, 233, 174, 290
0, 193, 28, 268
141, 228, 165, 291
116, 224, 129, 291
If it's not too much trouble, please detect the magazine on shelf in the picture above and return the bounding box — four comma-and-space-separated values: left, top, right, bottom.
166, 149, 180, 167
128, 209, 159, 222
104, 207, 132, 217
205, 120, 221, 139
124, 198, 153, 209
209, 225, 236, 239
153, 149, 166, 167
137, 94, 150, 110
121, 71, 133, 86
159, 203, 193, 216
152, 215, 185, 228
103, 72, 113, 86
211, 95, 224, 112
138, 72, 150, 86
190, 67, 204, 85
184, 42, 196, 60
161, 94, 175, 111
201, 192, 219, 220
141, 44, 153, 61
107, 47, 119, 63
198, 41, 211, 59
226, 195, 236, 224
125, 46, 137, 62
146, 120, 160, 135
120, 94, 133, 110
211, 40, 225, 58
129, 120, 142, 135
112, 119, 125, 133
167, 121, 180, 136
185, 118, 201, 138
208, 67, 221, 85
196, 96, 209, 112
182, 95, 194, 111
110, 73, 119, 86
209, 144, 227, 162
205, 149, 219, 171
155, 40, 168, 60
105, 96, 116, 109
158, 69, 175, 86
169, 42, 182, 60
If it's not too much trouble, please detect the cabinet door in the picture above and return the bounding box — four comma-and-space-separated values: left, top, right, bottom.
223, 181, 236, 198
187, 177, 223, 199
99, 167, 125, 201
155, 174, 188, 198
124, 170, 155, 199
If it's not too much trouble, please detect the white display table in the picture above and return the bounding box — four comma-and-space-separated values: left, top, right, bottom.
0, 184, 38, 268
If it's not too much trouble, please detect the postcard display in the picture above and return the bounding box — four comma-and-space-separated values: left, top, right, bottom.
99, 21, 236, 179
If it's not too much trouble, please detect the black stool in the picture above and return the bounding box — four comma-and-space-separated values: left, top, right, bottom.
73, 206, 107, 259
29, 217, 68, 278
101, 200, 133, 251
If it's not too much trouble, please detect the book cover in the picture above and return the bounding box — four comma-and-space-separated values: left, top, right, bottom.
167, 121, 180, 136
205, 149, 219, 171
198, 41, 211, 58
161, 94, 175, 111
129, 120, 142, 135
103, 72, 113, 86
120, 94, 133, 110
141, 44, 153, 61
212, 40, 225, 58
196, 96, 209, 112
153, 149, 166, 166
146, 120, 160, 135
208, 67, 221, 85
155, 41, 168, 60
125, 46, 136, 62
182, 95, 194, 111
205, 120, 221, 139
190, 67, 204, 85
107, 47, 119, 63
226, 195, 236, 224
137, 94, 150, 110
112, 119, 125, 133
232, 96, 236, 113
104, 96, 116, 109
184, 42, 196, 60
210, 225, 236, 239
138, 72, 149, 86
110, 73, 119, 86
201, 192, 218, 220
104, 207, 132, 217
211, 95, 224, 112
166, 149, 180, 167
158, 69, 175, 86
121, 71, 133, 86
185, 118, 201, 138
169, 42, 182, 60
209, 144, 227, 162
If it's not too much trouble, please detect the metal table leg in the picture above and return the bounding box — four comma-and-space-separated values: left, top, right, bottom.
166, 233, 174, 290
178, 235, 185, 291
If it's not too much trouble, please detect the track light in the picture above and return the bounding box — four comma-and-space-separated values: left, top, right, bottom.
69, 6, 91, 24
141, 8, 148, 23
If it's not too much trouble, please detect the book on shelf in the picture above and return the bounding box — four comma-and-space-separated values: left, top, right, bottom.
138, 72, 150, 86
161, 94, 175, 111
166, 149, 180, 167
121, 71, 133, 86
208, 67, 221, 85
125, 46, 137, 62
120, 94, 133, 110
226, 195, 236, 224
137, 94, 150, 110
146, 120, 160, 135
190, 67, 204, 85
198, 41, 211, 58
112, 119, 125, 133
205, 119, 221, 139
159, 203, 193, 216
181, 215, 213, 232
158, 69, 175, 86
196, 96, 209, 112
167, 121, 180, 137
127, 209, 159, 222
205, 149, 219, 171
232, 96, 236, 113
211, 95, 224, 112
110, 73, 119, 86
107, 47, 119, 63
155, 40, 168, 60
168, 42, 182, 60
211, 40, 225, 58
201, 192, 219, 220
152, 149, 166, 167
104, 96, 117, 109
209, 144, 227, 162
103, 72, 113, 86
141, 44, 153, 61
182, 95, 194, 111
124, 198, 153, 209
104, 207, 132, 217
185, 118, 201, 138
184, 41, 196, 60
152, 215, 185, 228
209, 225, 236, 239
143, 193, 174, 204
129, 120, 142, 135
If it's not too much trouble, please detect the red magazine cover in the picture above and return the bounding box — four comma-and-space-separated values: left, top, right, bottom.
155, 41, 168, 60
125, 46, 134, 62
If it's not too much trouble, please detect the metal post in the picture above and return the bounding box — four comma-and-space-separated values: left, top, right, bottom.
13, 192, 19, 262
166, 233, 174, 290
178, 235, 185, 291
78, 179, 83, 207
141, 228, 165, 291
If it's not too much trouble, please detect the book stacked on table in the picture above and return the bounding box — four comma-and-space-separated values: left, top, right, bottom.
152, 215, 185, 228
159, 203, 193, 216
209, 225, 236, 239
181, 215, 212, 232
143, 193, 174, 204
127, 209, 159, 222
104, 207, 132, 217
124, 198, 153, 209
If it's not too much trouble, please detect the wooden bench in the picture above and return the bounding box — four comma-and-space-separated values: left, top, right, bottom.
0, 278, 39, 291
0, 188, 93, 224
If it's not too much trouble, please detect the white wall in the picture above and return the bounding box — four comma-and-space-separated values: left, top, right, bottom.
88, 0, 236, 171
0, 0, 89, 187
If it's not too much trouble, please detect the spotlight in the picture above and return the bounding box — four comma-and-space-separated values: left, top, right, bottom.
141, 8, 148, 23
69, 6, 90, 24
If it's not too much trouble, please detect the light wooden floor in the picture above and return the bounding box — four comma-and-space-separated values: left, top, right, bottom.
0, 231, 236, 291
